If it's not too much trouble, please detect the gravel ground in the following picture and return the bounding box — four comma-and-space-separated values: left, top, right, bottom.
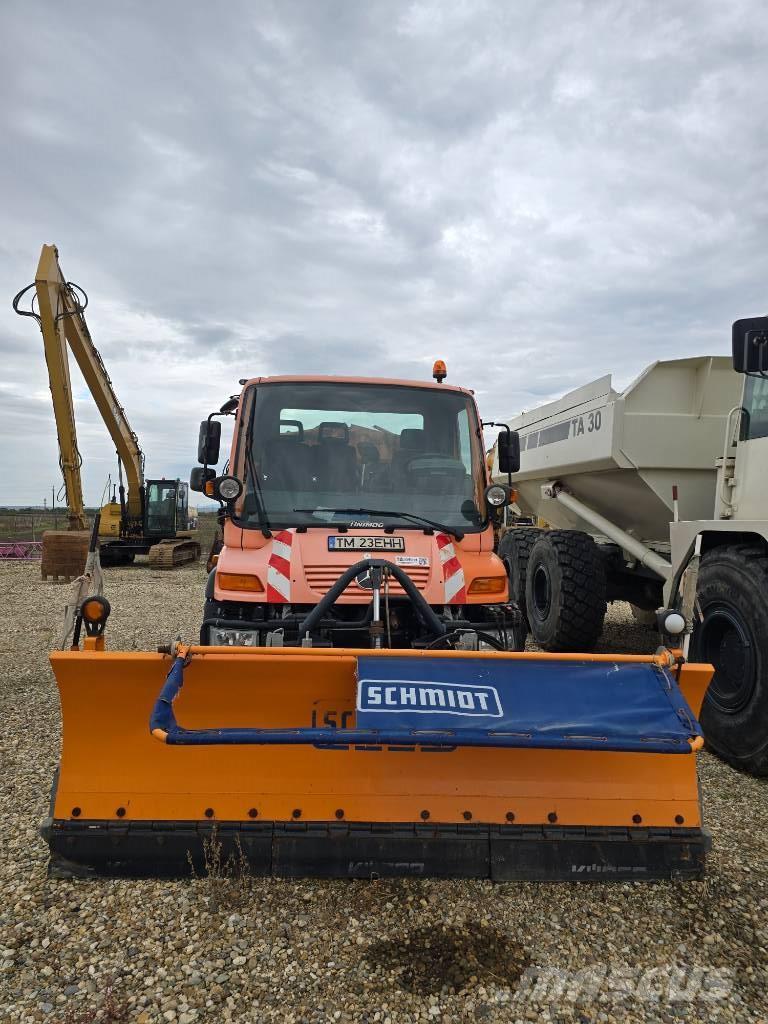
1, 560, 766, 1024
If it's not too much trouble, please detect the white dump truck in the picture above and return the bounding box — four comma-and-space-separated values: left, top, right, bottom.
493, 322, 768, 776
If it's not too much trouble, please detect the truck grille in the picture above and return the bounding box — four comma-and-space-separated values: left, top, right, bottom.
303, 565, 431, 595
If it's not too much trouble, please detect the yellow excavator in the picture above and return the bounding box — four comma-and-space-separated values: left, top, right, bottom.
13, 245, 200, 576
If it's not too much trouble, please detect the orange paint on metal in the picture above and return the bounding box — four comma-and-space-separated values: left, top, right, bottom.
242, 374, 473, 396
213, 530, 507, 606
50, 646, 705, 830
181, 646, 677, 666
676, 662, 714, 719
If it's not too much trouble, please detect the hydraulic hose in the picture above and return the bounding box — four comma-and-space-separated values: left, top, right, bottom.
297, 558, 447, 639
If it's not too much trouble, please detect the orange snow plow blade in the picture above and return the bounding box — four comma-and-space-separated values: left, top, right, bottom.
43, 646, 712, 880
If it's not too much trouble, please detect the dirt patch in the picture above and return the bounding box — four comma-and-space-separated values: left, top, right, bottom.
363, 921, 529, 994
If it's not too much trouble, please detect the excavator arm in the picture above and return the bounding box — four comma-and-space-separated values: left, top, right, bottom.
23, 247, 89, 530
30, 245, 145, 524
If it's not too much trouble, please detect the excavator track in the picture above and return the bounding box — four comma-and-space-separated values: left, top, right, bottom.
147, 539, 201, 569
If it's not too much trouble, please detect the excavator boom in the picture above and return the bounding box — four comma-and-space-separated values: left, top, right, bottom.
26, 249, 88, 531
34, 245, 145, 519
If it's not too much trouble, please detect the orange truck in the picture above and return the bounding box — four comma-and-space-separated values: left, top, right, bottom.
193, 365, 525, 651
42, 362, 713, 881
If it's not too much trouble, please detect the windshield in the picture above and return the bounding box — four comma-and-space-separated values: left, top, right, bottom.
236, 381, 487, 532
742, 375, 768, 441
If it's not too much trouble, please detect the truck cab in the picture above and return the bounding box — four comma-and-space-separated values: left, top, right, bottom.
669, 317, 768, 775
714, 364, 768, 521
193, 373, 521, 649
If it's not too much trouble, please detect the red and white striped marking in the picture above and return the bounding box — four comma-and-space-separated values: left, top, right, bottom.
266, 530, 293, 603
436, 532, 466, 604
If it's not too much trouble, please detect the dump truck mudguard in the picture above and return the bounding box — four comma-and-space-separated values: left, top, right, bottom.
46, 646, 713, 880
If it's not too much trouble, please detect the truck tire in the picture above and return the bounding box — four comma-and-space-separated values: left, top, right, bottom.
497, 527, 541, 618
692, 545, 768, 776
524, 530, 607, 651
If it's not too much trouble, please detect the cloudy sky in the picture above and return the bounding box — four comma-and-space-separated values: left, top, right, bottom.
1, 0, 766, 506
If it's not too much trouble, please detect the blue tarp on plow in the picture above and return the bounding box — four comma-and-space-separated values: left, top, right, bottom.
150, 654, 703, 752
355, 656, 703, 754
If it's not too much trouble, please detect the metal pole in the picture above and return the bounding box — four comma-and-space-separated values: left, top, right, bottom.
544, 483, 673, 580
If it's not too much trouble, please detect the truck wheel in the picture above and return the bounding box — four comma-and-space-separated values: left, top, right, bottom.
524, 530, 606, 651
692, 545, 768, 776
498, 527, 541, 619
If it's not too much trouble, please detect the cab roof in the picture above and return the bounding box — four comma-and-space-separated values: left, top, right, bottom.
243, 374, 475, 396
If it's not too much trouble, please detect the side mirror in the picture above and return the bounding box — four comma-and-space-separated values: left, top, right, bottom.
733, 317, 768, 374
497, 430, 521, 475
197, 419, 221, 465
190, 467, 216, 493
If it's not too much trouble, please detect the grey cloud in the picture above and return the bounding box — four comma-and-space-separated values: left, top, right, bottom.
1, 0, 767, 503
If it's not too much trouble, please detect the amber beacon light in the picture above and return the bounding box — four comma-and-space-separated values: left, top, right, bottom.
432, 359, 447, 382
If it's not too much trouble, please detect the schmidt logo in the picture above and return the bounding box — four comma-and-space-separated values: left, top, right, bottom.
357, 679, 503, 717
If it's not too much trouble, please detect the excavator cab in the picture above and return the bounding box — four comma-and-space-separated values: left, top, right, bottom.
144, 479, 188, 539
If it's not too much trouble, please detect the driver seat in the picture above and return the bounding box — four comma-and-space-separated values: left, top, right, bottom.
392, 428, 425, 487
315, 421, 358, 492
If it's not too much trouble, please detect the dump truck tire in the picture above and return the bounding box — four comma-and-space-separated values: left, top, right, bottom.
693, 544, 768, 776
498, 526, 540, 640
524, 530, 606, 651
498, 527, 540, 621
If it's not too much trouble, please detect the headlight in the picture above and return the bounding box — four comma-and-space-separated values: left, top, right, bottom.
485, 483, 510, 507
216, 475, 243, 502
210, 627, 259, 646
657, 610, 686, 636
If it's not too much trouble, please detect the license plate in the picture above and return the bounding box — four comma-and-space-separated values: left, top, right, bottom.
328, 535, 405, 551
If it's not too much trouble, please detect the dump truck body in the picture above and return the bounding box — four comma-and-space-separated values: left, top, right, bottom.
495, 356, 741, 543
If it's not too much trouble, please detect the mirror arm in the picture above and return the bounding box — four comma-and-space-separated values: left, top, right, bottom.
482, 420, 513, 488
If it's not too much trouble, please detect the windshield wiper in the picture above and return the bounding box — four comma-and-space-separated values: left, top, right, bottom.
293, 506, 464, 542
